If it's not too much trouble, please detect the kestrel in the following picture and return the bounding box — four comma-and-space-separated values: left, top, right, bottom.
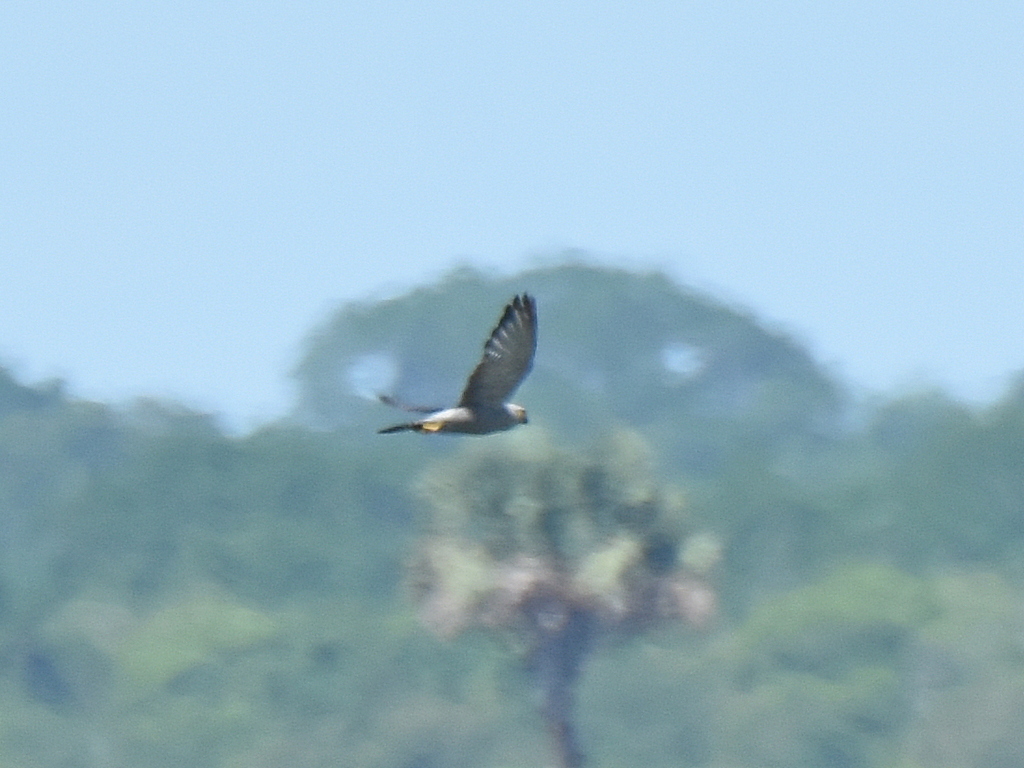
378, 294, 537, 435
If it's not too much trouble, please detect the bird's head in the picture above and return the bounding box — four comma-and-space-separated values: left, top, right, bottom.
508, 404, 528, 424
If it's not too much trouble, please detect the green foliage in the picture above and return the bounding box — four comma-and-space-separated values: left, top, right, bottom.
415, 427, 688, 562
2, 262, 1024, 768
861, 388, 1024, 565
734, 563, 937, 669
711, 564, 935, 768
405, 427, 717, 659
0, 385, 123, 627
115, 591, 276, 690
580, 638, 716, 767
892, 570, 1024, 768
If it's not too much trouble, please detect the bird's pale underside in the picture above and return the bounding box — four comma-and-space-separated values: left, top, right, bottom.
378, 294, 537, 435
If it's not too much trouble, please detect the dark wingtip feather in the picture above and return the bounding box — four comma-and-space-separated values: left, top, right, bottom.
506, 293, 536, 324
518, 293, 537, 321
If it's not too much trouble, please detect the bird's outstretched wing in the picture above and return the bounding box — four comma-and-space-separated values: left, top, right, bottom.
458, 294, 537, 407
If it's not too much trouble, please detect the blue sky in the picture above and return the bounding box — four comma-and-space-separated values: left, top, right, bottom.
2, 1, 1021, 430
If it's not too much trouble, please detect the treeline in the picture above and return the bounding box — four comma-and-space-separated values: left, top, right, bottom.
0, 263, 1022, 767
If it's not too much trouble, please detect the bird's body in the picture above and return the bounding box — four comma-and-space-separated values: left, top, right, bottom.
379, 294, 537, 436
378, 404, 526, 435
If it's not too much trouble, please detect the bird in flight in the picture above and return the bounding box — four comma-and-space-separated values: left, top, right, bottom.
378, 294, 537, 435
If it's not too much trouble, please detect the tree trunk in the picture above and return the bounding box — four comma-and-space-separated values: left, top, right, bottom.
534, 606, 594, 768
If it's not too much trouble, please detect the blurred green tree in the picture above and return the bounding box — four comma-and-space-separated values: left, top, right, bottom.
407, 427, 719, 767
292, 261, 846, 469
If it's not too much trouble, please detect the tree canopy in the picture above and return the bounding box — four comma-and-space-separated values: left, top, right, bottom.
1, 262, 1023, 767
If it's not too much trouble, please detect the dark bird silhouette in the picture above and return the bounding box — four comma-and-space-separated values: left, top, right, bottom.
379, 294, 537, 435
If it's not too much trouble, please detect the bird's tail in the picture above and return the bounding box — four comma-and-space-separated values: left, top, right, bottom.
378, 422, 416, 434
378, 394, 440, 414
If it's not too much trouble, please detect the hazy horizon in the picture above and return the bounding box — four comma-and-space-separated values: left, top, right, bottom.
3, 1, 1021, 430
